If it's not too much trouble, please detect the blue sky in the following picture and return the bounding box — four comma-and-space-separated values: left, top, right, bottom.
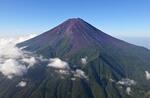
0, 0, 150, 37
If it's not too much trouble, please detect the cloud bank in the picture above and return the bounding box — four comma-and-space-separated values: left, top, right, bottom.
0, 34, 38, 79
0, 59, 27, 79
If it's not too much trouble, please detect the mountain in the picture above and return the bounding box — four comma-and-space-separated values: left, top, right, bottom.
0, 18, 150, 98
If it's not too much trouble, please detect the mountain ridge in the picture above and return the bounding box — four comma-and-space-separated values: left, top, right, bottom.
1, 18, 149, 98
17, 18, 142, 56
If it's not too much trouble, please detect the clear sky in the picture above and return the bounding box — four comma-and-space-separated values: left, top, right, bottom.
0, 0, 150, 37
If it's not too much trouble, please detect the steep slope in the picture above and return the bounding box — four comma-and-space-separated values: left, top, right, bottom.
0, 18, 150, 98
17, 18, 131, 57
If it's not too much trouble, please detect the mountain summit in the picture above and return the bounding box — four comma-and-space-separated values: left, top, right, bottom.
18, 18, 130, 57
2, 18, 150, 98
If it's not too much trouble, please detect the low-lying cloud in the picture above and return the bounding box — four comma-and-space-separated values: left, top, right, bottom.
0, 34, 38, 79
48, 58, 70, 69
126, 87, 131, 95
145, 71, 150, 80
17, 81, 27, 87
73, 69, 88, 79
0, 59, 27, 79
47, 58, 88, 79
117, 78, 136, 86
81, 57, 88, 65
0, 35, 89, 80
22, 57, 37, 68
117, 78, 135, 96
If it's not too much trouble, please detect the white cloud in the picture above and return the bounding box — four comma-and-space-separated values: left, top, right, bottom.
71, 77, 76, 81
0, 34, 36, 45
48, 58, 70, 69
0, 59, 27, 79
0, 41, 23, 59
47, 58, 88, 80
109, 78, 115, 82
126, 87, 131, 95
17, 81, 27, 87
38, 55, 49, 62
22, 57, 36, 68
145, 71, 150, 80
0, 34, 39, 79
81, 57, 88, 64
57, 69, 70, 75
73, 69, 88, 79
147, 91, 150, 95
117, 78, 136, 86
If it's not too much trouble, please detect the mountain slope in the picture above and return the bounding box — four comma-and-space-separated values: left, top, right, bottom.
0, 18, 150, 98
